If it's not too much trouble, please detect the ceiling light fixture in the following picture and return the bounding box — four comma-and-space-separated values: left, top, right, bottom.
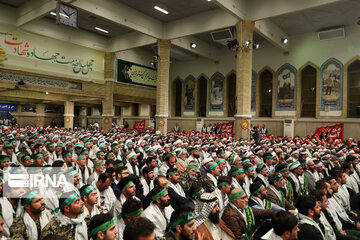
190, 43, 197, 49
50, 11, 69, 18
281, 38, 288, 44
253, 43, 259, 49
154, 6, 169, 14
95, 27, 109, 33
207, 0, 212, 2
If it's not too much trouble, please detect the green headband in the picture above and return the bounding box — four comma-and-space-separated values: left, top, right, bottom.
187, 165, 198, 170
42, 167, 52, 173
246, 166, 254, 172
63, 153, 72, 158
167, 169, 179, 176
170, 212, 195, 229
251, 185, 264, 196
78, 155, 86, 160
122, 181, 134, 191
57, 192, 79, 212
122, 208, 142, 218
96, 160, 105, 167
264, 156, 273, 160
217, 151, 224, 155
217, 182, 230, 188
256, 163, 265, 172
208, 163, 218, 171
111, 145, 119, 150
191, 188, 204, 198
232, 168, 245, 176
0, 156, 10, 163
21, 155, 30, 162
152, 188, 168, 202
243, 159, 250, 164
229, 190, 246, 200
34, 153, 43, 159
96, 151, 105, 156
279, 168, 288, 172
106, 153, 114, 160
269, 173, 282, 183
216, 159, 225, 164
89, 219, 115, 235
47, 143, 54, 147
43, 152, 49, 156
114, 162, 124, 167
65, 170, 78, 178
22, 190, 39, 206
190, 149, 197, 153
81, 185, 95, 197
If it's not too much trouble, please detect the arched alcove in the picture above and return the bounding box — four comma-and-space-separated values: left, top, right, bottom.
227, 72, 236, 117
347, 59, 360, 117
259, 70, 273, 117
198, 76, 208, 117
172, 78, 182, 117
300, 65, 317, 117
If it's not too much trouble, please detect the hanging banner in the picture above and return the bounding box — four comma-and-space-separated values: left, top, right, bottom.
275, 63, 297, 110
0, 103, 17, 111
117, 59, 157, 88
216, 122, 234, 134
133, 120, 146, 130
184, 75, 195, 112
209, 72, 224, 112
320, 58, 343, 111
313, 123, 344, 141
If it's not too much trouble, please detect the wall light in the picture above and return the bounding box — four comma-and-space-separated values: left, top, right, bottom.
190, 43, 197, 49
281, 38, 288, 44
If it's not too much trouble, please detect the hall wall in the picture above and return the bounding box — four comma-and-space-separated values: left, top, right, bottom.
168, 24, 360, 138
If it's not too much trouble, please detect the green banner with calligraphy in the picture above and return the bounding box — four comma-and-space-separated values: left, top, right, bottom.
117, 59, 157, 88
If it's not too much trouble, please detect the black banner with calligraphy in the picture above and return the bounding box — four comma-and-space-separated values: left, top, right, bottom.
117, 59, 157, 88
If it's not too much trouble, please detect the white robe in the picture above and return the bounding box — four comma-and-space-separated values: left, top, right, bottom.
95, 185, 116, 213
143, 203, 174, 238
168, 181, 186, 198
22, 209, 52, 240
0, 198, 23, 237
140, 178, 154, 196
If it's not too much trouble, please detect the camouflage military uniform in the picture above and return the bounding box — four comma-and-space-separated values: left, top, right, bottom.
84, 205, 103, 228
202, 175, 216, 193
10, 216, 41, 239
180, 171, 204, 196
41, 216, 76, 240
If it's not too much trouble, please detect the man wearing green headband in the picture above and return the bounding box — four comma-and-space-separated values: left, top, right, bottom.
275, 163, 294, 205
222, 188, 277, 240
263, 153, 275, 174
214, 176, 231, 217
76, 154, 91, 186
115, 198, 143, 240
88, 159, 106, 185
254, 163, 270, 188
112, 177, 138, 217
79, 184, 100, 221
163, 207, 197, 240
243, 163, 256, 198
41, 191, 87, 240
3, 143, 16, 164
10, 190, 52, 240
167, 168, 186, 198
32, 152, 45, 166
185, 147, 200, 167
0, 155, 10, 172
62, 150, 75, 168
143, 186, 174, 237
267, 172, 296, 212
249, 182, 285, 212
175, 149, 187, 174
203, 161, 220, 193
89, 213, 118, 240
231, 167, 246, 190
63, 168, 80, 195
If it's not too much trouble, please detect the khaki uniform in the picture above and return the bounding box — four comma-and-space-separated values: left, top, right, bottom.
40, 217, 76, 240
10, 217, 41, 239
